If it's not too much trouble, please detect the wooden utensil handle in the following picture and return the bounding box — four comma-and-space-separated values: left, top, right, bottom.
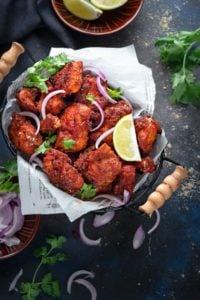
0, 42, 25, 83
138, 165, 188, 215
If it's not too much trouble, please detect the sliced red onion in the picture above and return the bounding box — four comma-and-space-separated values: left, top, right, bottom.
123, 189, 131, 205
8, 268, 23, 292
19, 111, 40, 135
95, 127, 114, 149
67, 270, 95, 294
133, 225, 146, 250
83, 66, 106, 81
93, 211, 115, 228
29, 152, 43, 169
96, 76, 117, 104
147, 209, 160, 235
0, 236, 21, 247
0, 192, 17, 209
79, 218, 101, 246
90, 100, 105, 132
92, 193, 122, 204
0, 205, 13, 231
41, 90, 65, 119
4, 204, 24, 238
74, 278, 97, 300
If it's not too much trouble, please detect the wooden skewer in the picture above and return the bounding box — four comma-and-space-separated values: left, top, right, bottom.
139, 165, 188, 215
0, 42, 25, 83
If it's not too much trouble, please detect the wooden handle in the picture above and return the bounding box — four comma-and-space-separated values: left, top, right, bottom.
0, 42, 25, 83
138, 165, 188, 215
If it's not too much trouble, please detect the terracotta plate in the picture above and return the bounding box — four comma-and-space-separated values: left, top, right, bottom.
0, 215, 40, 259
51, 0, 144, 35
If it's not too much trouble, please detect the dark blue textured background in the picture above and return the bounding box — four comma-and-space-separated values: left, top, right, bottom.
0, 0, 200, 299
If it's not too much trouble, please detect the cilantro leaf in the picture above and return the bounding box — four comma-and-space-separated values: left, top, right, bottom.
62, 138, 75, 149
107, 87, 123, 99
0, 159, 19, 193
76, 183, 96, 199
24, 53, 70, 92
41, 273, 61, 298
35, 134, 57, 154
86, 93, 95, 102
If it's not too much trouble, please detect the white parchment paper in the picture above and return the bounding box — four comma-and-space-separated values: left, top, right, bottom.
2, 45, 167, 222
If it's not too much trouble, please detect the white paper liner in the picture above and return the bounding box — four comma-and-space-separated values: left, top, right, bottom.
2, 45, 167, 222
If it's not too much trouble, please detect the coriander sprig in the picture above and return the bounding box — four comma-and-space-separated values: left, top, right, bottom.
20, 235, 67, 300
0, 159, 19, 193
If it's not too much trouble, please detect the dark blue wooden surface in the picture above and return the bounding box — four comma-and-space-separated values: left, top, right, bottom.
0, 0, 200, 299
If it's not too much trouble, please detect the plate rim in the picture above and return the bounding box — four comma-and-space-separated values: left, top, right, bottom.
51, 0, 144, 36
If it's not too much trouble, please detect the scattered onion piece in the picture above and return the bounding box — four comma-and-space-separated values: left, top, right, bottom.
96, 76, 117, 104
123, 189, 131, 205
83, 66, 106, 81
147, 209, 160, 235
93, 211, 115, 228
18, 111, 40, 135
67, 270, 95, 294
8, 268, 23, 292
95, 127, 114, 149
75, 278, 97, 300
29, 152, 43, 169
90, 100, 105, 132
79, 218, 101, 246
133, 225, 145, 250
0, 236, 21, 247
41, 90, 65, 119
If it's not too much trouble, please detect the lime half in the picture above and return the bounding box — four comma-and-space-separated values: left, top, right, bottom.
90, 0, 128, 10
63, 0, 103, 21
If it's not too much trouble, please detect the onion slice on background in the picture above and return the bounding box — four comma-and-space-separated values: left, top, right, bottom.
95, 127, 114, 149
83, 66, 106, 82
41, 90, 65, 119
79, 218, 101, 246
67, 270, 95, 294
93, 211, 115, 228
8, 268, 23, 292
133, 225, 146, 250
74, 278, 97, 300
96, 76, 117, 104
19, 111, 40, 135
147, 209, 160, 235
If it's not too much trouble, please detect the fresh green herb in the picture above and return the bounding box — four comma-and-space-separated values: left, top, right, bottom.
35, 135, 57, 154
76, 183, 96, 200
24, 53, 70, 93
155, 28, 200, 106
20, 235, 67, 300
0, 159, 19, 193
62, 138, 75, 150
107, 87, 123, 99
86, 93, 95, 102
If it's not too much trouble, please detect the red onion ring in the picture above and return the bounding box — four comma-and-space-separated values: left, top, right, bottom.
83, 66, 106, 81
133, 225, 146, 250
4, 203, 24, 238
93, 211, 115, 228
0, 205, 13, 232
147, 209, 160, 235
8, 269, 23, 292
95, 127, 114, 149
67, 270, 95, 294
123, 189, 131, 205
74, 278, 97, 300
19, 111, 40, 135
90, 100, 105, 132
96, 76, 117, 104
0, 192, 17, 210
79, 218, 101, 246
29, 152, 43, 169
92, 193, 122, 204
41, 90, 65, 119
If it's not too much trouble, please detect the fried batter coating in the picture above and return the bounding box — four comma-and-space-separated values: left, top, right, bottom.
43, 148, 84, 195
55, 103, 91, 152
74, 143, 122, 193
8, 112, 43, 155
135, 116, 161, 154
90, 100, 132, 145
75, 74, 108, 127
40, 113, 61, 134
16, 87, 40, 113
37, 93, 65, 116
134, 156, 156, 173
113, 165, 136, 195
50, 61, 83, 94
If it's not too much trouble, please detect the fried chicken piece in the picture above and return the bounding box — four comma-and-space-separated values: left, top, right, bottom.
134, 156, 156, 173
50, 61, 83, 94
40, 113, 61, 134
74, 143, 122, 193
90, 100, 132, 146
43, 148, 84, 195
134, 116, 161, 154
75, 74, 109, 127
16, 87, 40, 113
113, 165, 136, 195
55, 103, 91, 152
37, 92, 65, 116
8, 112, 43, 155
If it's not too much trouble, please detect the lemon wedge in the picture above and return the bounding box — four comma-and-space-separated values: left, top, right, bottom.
63, 0, 103, 21
90, 0, 128, 10
113, 114, 141, 162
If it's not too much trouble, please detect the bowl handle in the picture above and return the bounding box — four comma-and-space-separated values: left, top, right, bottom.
138, 165, 188, 215
0, 42, 25, 83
